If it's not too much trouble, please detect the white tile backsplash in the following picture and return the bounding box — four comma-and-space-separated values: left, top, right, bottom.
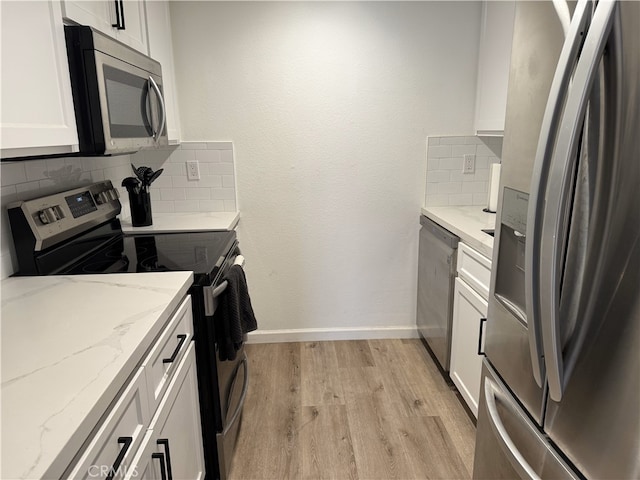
131, 141, 237, 213
424, 135, 502, 207
0, 141, 237, 278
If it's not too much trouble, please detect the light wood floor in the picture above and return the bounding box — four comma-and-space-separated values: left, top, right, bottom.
228, 339, 476, 480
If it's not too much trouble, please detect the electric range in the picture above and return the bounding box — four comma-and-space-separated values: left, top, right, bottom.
7, 181, 248, 480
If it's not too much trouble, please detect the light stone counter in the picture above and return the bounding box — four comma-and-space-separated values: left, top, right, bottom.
120, 211, 240, 233
1, 272, 193, 480
421, 206, 497, 259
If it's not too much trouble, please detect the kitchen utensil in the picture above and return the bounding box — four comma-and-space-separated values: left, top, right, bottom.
143, 168, 154, 185
146, 168, 163, 186
132, 164, 148, 182
122, 176, 141, 195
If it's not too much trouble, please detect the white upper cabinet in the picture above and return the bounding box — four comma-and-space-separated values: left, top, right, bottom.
0, 0, 79, 158
146, 1, 181, 143
62, 0, 149, 54
474, 1, 516, 135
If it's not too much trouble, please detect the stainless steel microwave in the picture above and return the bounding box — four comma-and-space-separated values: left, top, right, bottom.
65, 26, 168, 155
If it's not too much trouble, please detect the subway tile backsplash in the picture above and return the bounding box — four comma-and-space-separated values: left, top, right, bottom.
134, 142, 237, 213
425, 135, 502, 207
0, 141, 237, 278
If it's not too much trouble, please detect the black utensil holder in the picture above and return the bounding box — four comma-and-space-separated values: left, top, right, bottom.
128, 190, 152, 227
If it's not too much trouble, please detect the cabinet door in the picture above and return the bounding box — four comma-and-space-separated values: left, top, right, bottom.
450, 277, 487, 418
62, 1, 148, 54
115, 1, 149, 55
474, 0, 516, 134
61, 1, 113, 34
0, 0, 79, 158
150, 343, 206, 480
145, 1, 181, 143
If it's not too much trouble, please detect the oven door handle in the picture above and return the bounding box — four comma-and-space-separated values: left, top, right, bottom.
204, 280, 228, 316
222, 354, 249, 436
203, 253, 245, 316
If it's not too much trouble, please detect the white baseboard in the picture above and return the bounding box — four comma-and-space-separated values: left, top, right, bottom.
246, 326, 419, 344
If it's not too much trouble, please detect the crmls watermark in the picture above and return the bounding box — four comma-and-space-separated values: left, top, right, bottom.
87, 464, 139, 478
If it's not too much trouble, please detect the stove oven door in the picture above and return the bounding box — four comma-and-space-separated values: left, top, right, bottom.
216, 345, 248, 480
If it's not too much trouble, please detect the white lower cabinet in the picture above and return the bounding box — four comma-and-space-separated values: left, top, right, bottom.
126, 344, 205, 480
65, 367, 150, 479
450, 278, 487, 418
65, 295, 205, 479
450, 241, 492, 418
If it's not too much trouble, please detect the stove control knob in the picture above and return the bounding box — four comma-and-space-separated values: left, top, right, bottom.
38, 208, 58, 225
95, 191, 110, 205
108, 188, 120, 200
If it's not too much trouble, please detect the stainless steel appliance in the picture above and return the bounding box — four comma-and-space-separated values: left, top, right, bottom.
65, 26, 168, 155
7, 181, 248, 480
416, 215, 459, 371
474, 1, 639, 479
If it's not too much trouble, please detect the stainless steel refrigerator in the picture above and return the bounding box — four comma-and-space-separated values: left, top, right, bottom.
473, 1, 640, 479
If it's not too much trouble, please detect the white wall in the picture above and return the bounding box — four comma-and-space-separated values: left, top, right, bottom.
170, 1, 482, 336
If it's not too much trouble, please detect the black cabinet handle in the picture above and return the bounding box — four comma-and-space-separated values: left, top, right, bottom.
105, 436, 133, 480
478, 317, 487, 356
111, 0, 121, 28
163, 334, 187, 364
119, 0, 126, 30
112, 0, 125, 29
152, 452, 168, 480
157, 439, 174, 480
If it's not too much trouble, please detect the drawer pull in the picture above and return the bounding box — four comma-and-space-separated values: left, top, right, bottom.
163, 334, 187, 364
478, 317, 487, 356
157, 439, 174, 480
151, 452, 168, 480
105, 436, 133, 480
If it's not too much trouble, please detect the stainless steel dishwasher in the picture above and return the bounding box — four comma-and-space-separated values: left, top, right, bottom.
416, 215, 459, 372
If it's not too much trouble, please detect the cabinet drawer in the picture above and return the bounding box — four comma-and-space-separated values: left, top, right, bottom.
457, 242, 492, 300
142, 295, 194, 414
65, 367, 150, 479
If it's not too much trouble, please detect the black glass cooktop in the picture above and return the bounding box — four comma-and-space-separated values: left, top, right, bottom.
60, 230, 237, 285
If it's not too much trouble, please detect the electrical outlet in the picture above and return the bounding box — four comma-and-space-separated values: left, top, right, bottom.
463, 154, 475, 174
186, 160, 200, 180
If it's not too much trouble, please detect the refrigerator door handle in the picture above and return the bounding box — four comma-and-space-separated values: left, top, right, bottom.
539, 0, 617, 402
484, 377, 541, 480
524, 0, 591, 388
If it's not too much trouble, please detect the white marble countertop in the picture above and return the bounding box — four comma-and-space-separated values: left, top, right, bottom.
1, 272, 193, 480
120, 211, 240, 233
421, 206, 496, 259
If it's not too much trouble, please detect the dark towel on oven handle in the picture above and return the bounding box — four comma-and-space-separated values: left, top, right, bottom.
215, 264, 258, 361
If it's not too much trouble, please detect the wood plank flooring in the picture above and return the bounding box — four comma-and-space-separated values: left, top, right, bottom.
228, 339, 476, 480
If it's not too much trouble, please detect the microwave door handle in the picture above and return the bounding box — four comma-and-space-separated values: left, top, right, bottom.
148, 76, 166, 141
539, 0, 616, 402
144, 78, 157, 138
524, 0, 591, 388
